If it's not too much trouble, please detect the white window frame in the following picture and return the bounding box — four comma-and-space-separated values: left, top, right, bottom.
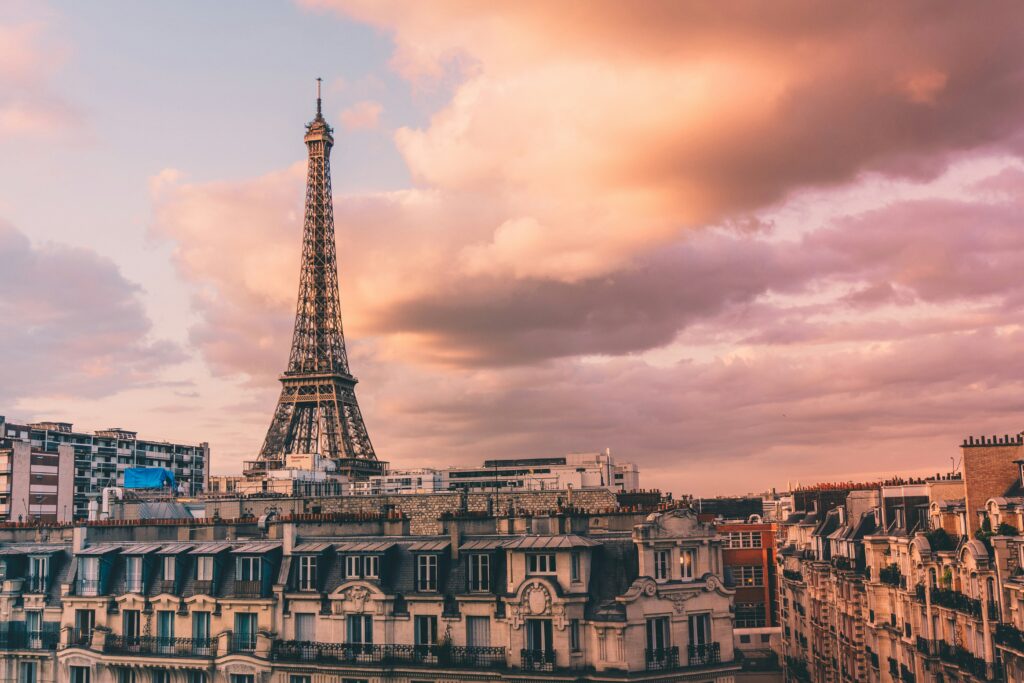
364, 555, 379, 579
737, 565, 764, 587
416, 555, 438, 592
469, 553, 490, 592
125, 556, 143, 592
654, 549, 670, 581
237, 556, 261, 582
344, 555, 362, 579
298, 556, 317, 591
196, 556, 214, 582
163, 556, 175, 582
680, 549, 696, 581
527, 553, 556, 575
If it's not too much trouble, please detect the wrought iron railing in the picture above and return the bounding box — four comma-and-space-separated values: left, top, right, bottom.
645, 646, 679, 671
72, 628, 93, 647
272, 640, 507, 669
230, 632, 257, 653
104, 635, 215, 657
23, 576, 47, 593
77, 579, 100, 596
936, 641, 988, 678
520, 648, 555, 671
0, 630, 58, 650
929, 588, 982, 619
996, 623, 1024, 652
687, 642, 720, 666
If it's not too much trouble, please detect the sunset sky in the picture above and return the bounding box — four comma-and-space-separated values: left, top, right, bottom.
5, 1, 1024, 496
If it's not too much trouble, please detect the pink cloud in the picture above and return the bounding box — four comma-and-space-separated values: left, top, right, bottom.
339, 100, 383, 130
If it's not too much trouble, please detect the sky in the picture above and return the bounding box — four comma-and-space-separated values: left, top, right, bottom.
4, 2, 1024, 496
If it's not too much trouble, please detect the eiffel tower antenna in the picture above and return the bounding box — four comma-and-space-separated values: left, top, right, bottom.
246, 81, 385, 481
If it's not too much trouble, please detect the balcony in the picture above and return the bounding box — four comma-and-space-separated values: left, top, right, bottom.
645, 646, 680, 671
996, 623, 1024, 653
937, 641, 988, 679
916, 636, 937, 656
879, 564, 904, 588
230, 633, 257, 653
24, 575, 47, 593
929, 588, 983, 619
105, 635, 215, 658
233, 580, 263, 598
687, 642, 721, 667
272, 641, 508, 669
520, 648, 555, 671
0, 630, 58, 650
77, 579, 100, 596
783, 569, 804, 583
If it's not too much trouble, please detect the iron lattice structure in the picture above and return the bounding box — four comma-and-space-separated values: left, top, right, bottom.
250, 85, 383, 480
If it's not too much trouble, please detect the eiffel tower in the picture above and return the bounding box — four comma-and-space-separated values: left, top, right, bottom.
246, 80, 385, 481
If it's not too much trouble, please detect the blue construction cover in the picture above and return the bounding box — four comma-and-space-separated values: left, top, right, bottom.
123, 467, 175, 490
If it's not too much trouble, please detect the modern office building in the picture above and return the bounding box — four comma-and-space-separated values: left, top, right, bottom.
0, 416, 209, 519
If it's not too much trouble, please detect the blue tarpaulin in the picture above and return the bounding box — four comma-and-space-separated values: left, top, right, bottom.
123, 467, 175, 490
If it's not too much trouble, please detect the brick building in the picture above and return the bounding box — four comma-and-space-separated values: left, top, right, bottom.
719, 521, 780, 666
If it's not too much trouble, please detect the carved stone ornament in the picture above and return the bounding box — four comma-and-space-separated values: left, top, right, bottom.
525, 583, 551, 616
705, 575, 721, 592
342, 585, 372, 612
667, 592, 699, 614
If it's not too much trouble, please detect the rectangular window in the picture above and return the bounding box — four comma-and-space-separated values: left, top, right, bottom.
18, 662, 35, 683
157, 610, 175, 652
569, 619, 580, 651
736, 565, 764, 587
571, 552, 581, 582
364, 556, 379, 579
192, 611, 211, 642
466, 616, 490, 648
415, 615, 437, 646
646, 616, 671, 652
416, 555, 438, 591
525, 619, 553, 653
78, 557, 99, 595
196, 556, 214, 581
233, 614, 257, 652
298, 556, 318, 591
294, 612, 315, 642
726, 532, 762, 549
119, 671, 137, 683
735, 603, 767, 628
688, 613, 711, 647
469, 554, 490, 592
654, 550, 670, 581
345, 555, 362, 579
152, 672, 170, 683
229, 677, 253, 683
289, 677, 311, 683
236, 557, 261, 581
125, 556, 143, 593
123, 609, 140, 640
346, 615, 372, 645
163, 556, 175, 582
527, 554, 556, 575
680, 549, 696, 580
75, 609, 95, 645
28, 556, 47, 592
186, 674, 206, 683
70, 668, 90, 683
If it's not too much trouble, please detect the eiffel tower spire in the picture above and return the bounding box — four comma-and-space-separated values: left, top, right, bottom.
247, 80, 384, 480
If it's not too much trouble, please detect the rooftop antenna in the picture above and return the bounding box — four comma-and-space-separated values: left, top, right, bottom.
316, 77, 322, 117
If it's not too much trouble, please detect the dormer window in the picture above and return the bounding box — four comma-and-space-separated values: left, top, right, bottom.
469, 554, 490, 592
364, 555, 379, 579
654, 550, 670, 581
196, 556, 214, 581
298, 556, 318, 591
78, 557, 99, 596
345, 555, 362, 579
416, 555, 438, 591
125, 556, 143, 592
527, 553, 556, 575
163, 556, 176, 582
237, 556, 261, 582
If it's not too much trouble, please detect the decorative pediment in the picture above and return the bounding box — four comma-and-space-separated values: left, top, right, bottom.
507, 579, 566, 630
330, 581, 383, 614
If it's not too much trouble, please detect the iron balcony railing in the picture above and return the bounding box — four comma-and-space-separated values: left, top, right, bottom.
644, 646, 680, 671
233, 580, 263, 598
0, 630, 58, 650
104, 635, 215, 658
71, 628, 93, 647
23, 576, 47, 593
687, 642, 720, 667
996, 623, 1024, 653
929, 588, 984, 619
520, 648, 556, 671
76, 579, 100, 596
272, 640, 507, 669
937, 641, 988, 679
230, 632, 257, 653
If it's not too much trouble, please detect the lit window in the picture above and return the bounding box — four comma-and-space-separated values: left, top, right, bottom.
737, 565, 764, 587
680, 549, 696, 580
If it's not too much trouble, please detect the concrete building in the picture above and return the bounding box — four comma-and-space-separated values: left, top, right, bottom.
0, 501, 775, 682
0, 436, 75, 523
0, 417, 209, 519
442, 451, 640, 493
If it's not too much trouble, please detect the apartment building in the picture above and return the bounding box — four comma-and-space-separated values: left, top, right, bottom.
0, 503, 759, 682
0, 417, 209, 519
719, 521, 781, 664
776, 433, 1024, 683
0, 435, 75, 522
